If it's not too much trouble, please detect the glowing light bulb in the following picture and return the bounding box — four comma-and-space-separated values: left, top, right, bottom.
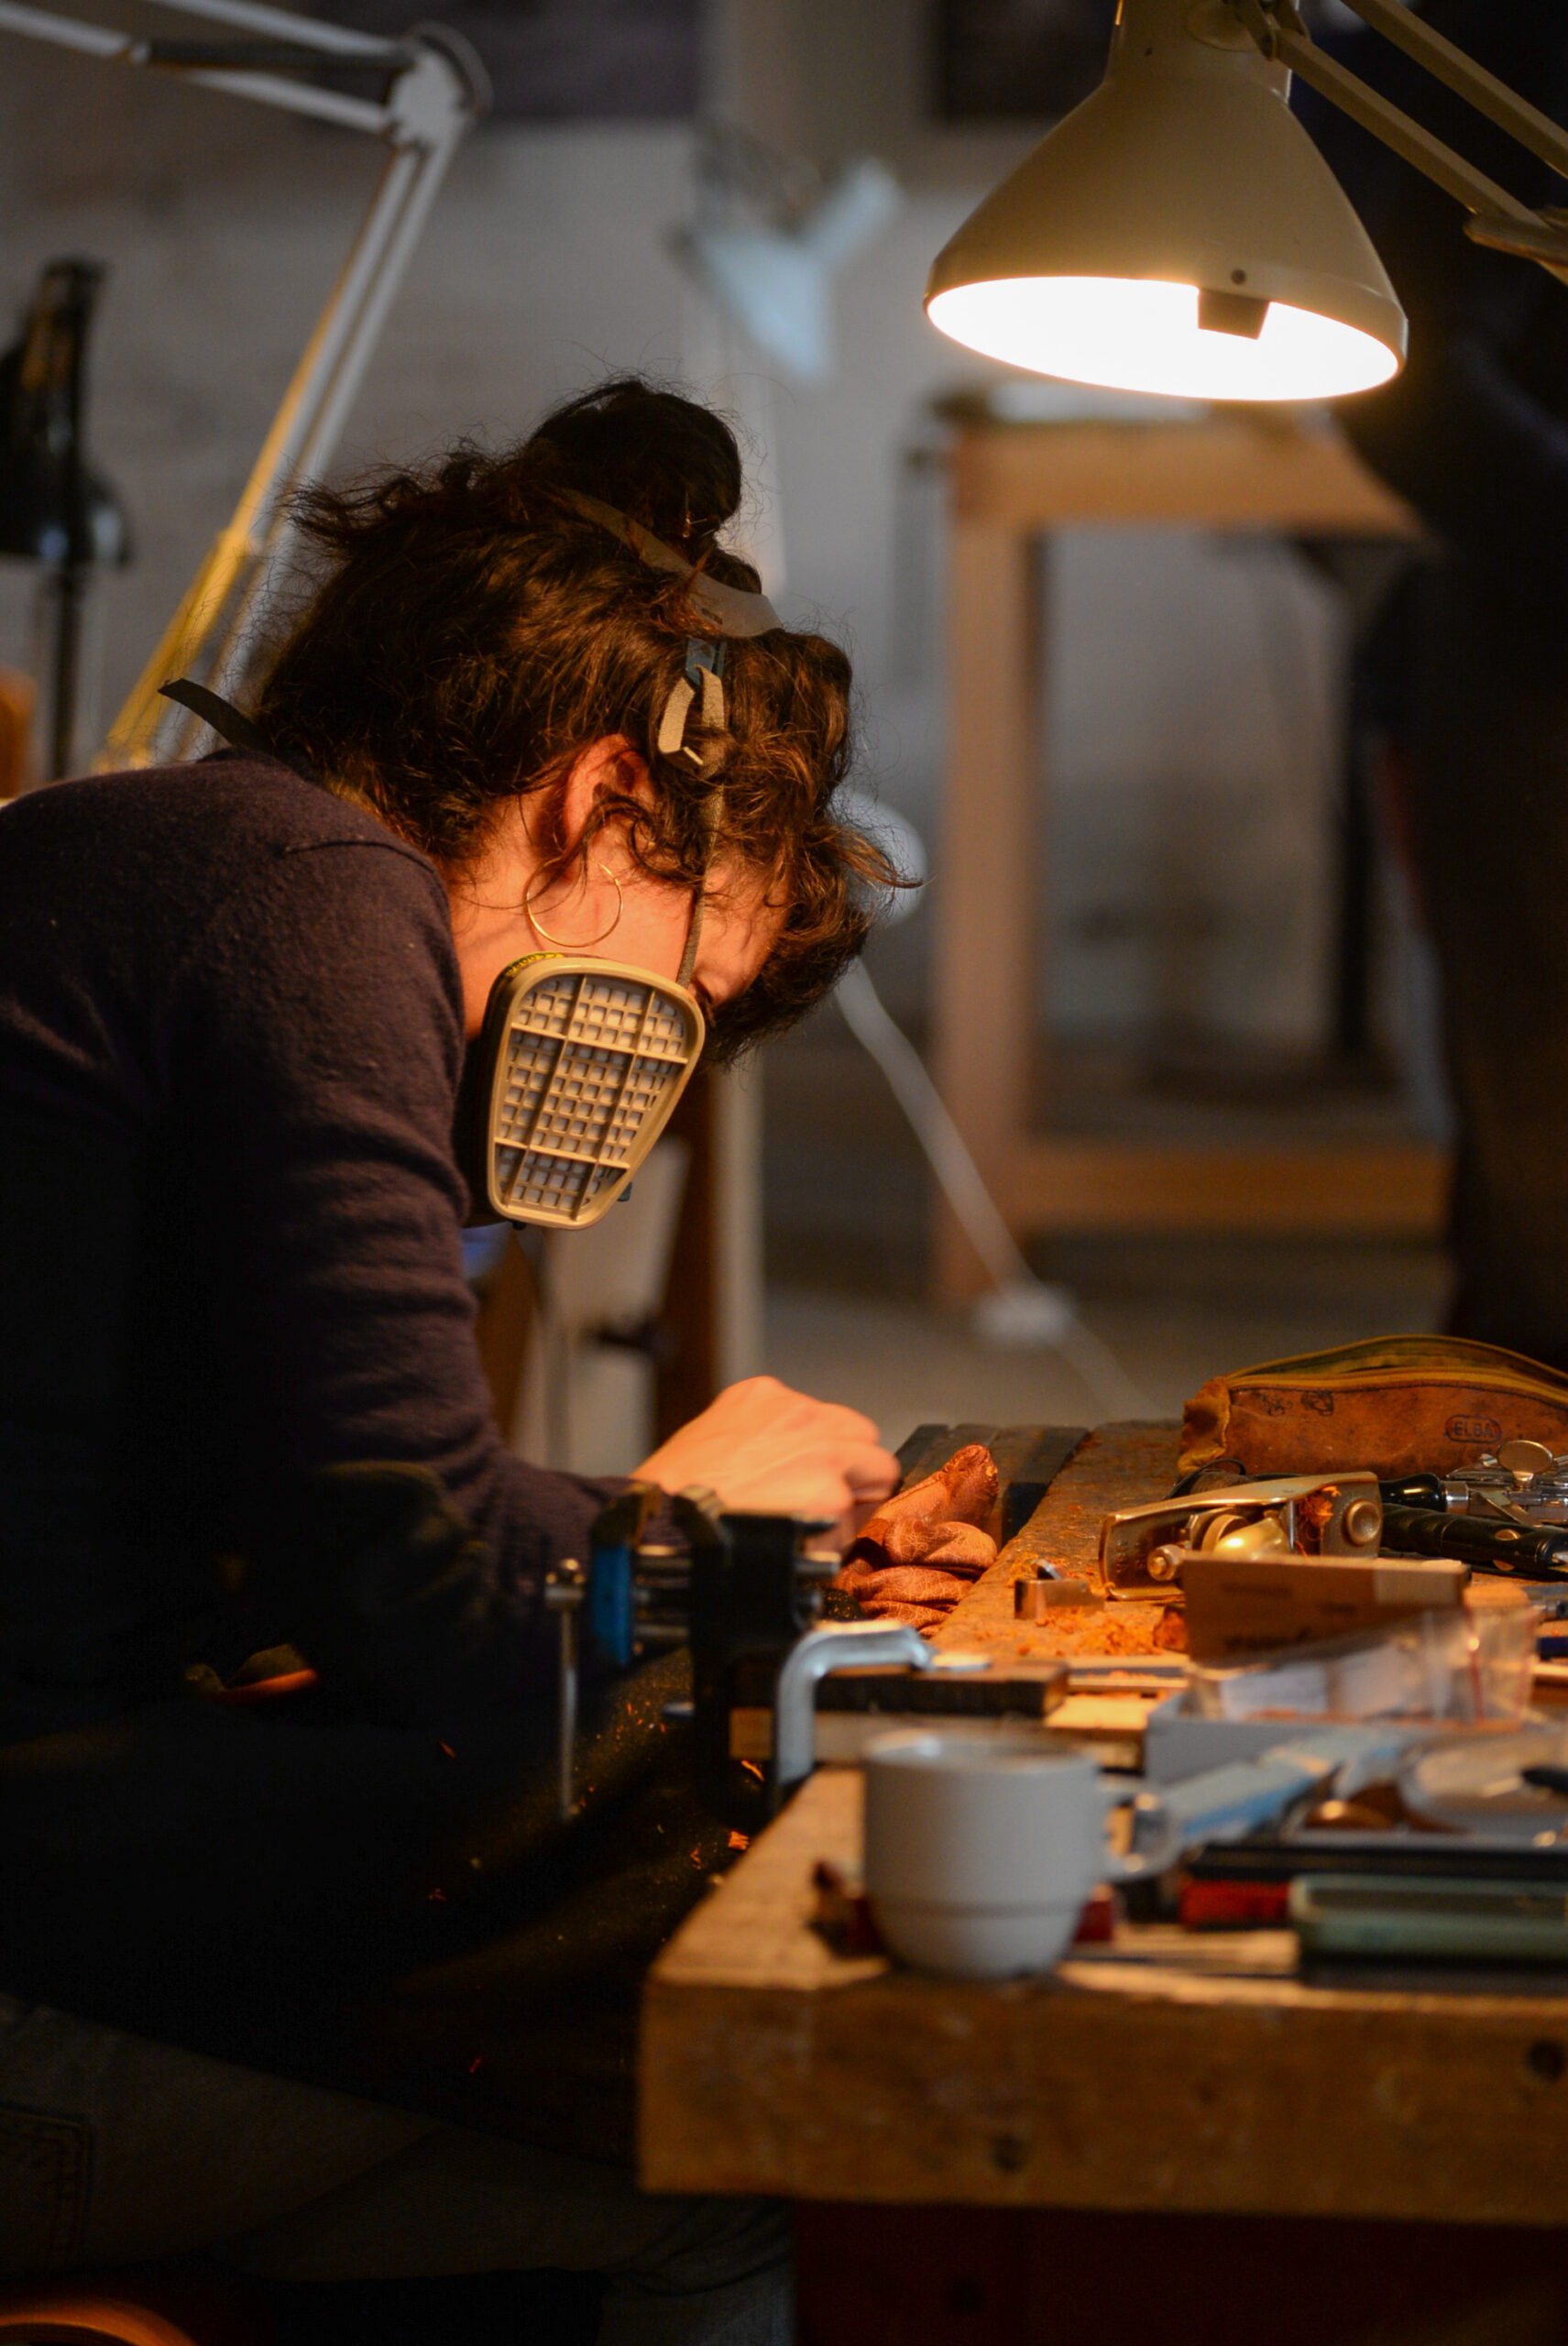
927, 277, 1400, 401
924, 0, 1407, 405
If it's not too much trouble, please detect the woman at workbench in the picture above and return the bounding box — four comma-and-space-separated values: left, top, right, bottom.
0, 379, 897, 2342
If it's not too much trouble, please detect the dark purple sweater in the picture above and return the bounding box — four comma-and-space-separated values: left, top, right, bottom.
0, 753, 618, 1744
0, 755, 718, 2083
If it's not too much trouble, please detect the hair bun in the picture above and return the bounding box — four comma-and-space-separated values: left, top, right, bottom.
526, 378, 741, 559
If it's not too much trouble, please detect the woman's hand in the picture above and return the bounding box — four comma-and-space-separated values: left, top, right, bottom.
634, 1375, 900, 1544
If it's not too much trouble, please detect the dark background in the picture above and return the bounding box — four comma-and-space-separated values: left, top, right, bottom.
935, 0, 1118, 119
319, 1, 1122, 126
323, 0, 703, 121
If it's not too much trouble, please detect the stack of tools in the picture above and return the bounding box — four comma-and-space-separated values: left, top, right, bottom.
1167, 1727, 1568, 1968
1100, 1340, 1568, 1962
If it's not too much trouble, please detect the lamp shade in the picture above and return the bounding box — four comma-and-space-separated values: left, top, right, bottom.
926, 0, 1407, 400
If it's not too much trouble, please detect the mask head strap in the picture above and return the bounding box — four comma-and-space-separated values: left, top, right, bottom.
675, 773, 725, 989
564, 488, 774, 996
561, 488, 781, 640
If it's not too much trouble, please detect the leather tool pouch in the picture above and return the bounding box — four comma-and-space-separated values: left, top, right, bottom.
1181, 1334, 1568, 1482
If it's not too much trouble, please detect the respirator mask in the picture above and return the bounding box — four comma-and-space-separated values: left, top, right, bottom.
161, 494, 779, 1234
458, 490, 781, 1231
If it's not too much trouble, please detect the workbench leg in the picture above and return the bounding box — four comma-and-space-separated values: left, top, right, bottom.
932, 521, 1044, 1302
795, 2204, 1568, 2346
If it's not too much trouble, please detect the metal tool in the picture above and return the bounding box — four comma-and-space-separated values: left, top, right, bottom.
773, 1621, 932, 1805
547, 1486, 848, 1831
1377, 1503, 1568, 1580
543, 1555, 586, 1816
546, 1429, 1101, 1829
1372, 1445, 1568, 1577
1014, 1565, 1097, 1617
1098, 1472, 1383, 1600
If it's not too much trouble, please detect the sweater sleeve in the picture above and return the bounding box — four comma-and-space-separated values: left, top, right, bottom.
170, 834, 617, 1715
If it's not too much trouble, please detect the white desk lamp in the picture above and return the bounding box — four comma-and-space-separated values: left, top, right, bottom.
927, 0, 1568, 401
0, 0, 484, 766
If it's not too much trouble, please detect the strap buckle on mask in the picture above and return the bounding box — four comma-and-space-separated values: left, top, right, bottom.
562, 488, 774, 996
657, 638, 727, 766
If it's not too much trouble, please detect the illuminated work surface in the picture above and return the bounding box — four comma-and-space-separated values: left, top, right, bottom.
641, 1761, 1568, 2223
641, 1423, 1568, 2220
931, 407, 1436, 1299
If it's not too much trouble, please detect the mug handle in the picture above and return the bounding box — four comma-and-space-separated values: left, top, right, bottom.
1098, 1749, 1334, 1883
1101, 1786, 1181, 1882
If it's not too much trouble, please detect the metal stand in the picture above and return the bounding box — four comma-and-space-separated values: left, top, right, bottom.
0, 0, 484, 769
545, 1556, 585, 1818
40, 562, 89, 781
1234, 0, 1568, 280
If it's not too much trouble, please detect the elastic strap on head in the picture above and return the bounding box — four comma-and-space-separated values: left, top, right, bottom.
561, 488, 782, 640
656, 675, 695, 757
562, 488, 763, 993
676, 777, 726, 989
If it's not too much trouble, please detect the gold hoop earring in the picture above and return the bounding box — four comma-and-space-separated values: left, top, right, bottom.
523, 863, 623, 950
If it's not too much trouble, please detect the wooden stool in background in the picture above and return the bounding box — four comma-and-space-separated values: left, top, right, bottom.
0, 2297, 194, 2346
0, 668, 37, 799
0, 2277, 254, 2346
931, 406, 1437, 1297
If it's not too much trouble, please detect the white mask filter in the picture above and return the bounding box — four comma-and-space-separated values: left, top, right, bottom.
467, 953, 706, 1229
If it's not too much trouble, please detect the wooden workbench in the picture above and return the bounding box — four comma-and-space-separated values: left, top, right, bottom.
641, 1423, 1568, 2342
931, 409, 1440, 1299
927, 1418, 1175, 1661
642, 1760, 1568, 2223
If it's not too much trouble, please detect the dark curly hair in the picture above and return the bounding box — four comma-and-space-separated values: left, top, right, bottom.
254, 378, 891, 1055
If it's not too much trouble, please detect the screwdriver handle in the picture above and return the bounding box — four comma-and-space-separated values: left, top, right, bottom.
1379, 1503, 1568, 1578
1377, 1474, 1445, 1508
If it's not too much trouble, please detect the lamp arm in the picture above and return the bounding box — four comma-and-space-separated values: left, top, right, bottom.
0, 3, 483, 767
0, 1, 405, 131
1230, 2, 1568, 285
112, 0, 406, 64
1335, 0, 1568, 191
107, 127, 456, 765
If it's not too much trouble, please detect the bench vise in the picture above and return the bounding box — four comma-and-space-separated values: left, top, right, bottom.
546, 1485, 928, 1834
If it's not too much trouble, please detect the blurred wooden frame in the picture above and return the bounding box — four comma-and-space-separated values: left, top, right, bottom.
0, 666, 37, 798
472, 1227, 537, 1440
931, 409, 1443, 1300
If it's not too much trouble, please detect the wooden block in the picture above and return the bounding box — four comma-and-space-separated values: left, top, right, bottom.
1180, 1553, 1467, 1664
889, 1423, 1088, 1549
893, 1424, 999, 1485
995, 1426, 1090, 1543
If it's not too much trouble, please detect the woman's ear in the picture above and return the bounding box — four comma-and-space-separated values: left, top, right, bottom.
551, 734, 652, 861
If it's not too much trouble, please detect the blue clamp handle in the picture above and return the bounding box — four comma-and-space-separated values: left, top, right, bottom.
586, 1484, 663, 1668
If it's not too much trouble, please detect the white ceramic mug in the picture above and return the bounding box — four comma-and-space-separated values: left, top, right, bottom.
862, 1730, 1178, 1979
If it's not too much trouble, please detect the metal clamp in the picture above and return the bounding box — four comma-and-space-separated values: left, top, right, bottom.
544, 1557, 585, 1820
773, 1620, 933, 1810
